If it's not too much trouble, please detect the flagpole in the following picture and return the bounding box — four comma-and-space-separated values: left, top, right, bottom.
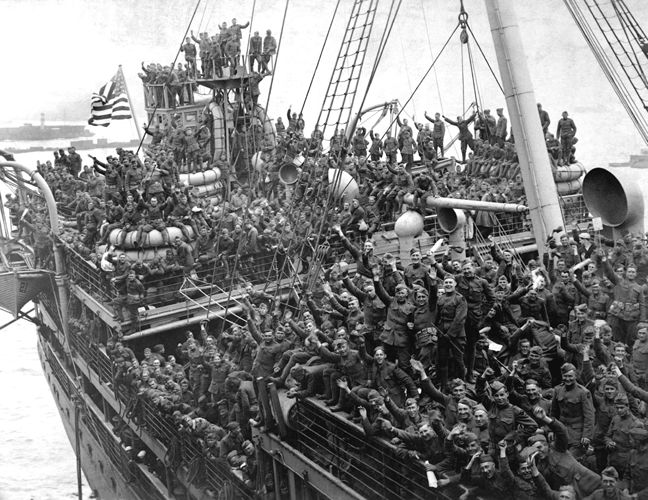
119, 64, 144, 144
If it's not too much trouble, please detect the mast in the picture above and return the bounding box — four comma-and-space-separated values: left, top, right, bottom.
485, 0, 564, 254
119, 65, 143, 143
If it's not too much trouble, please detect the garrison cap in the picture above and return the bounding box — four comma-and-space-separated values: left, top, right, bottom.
601, 466, 619, 480
490, 381, 506, 393
561, 363, 577, 375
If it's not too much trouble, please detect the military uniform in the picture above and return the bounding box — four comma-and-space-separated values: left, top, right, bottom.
456, 273, 494, 379
551, 382, 595, 454
376, 280, 415, 371
436, 290, 468, 385
604, 260, 646, 345
605, 398, 643, 475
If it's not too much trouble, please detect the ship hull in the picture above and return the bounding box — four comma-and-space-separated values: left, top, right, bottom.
37, 338, 169, 500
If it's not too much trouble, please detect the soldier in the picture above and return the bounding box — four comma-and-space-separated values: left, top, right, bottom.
530, 406, 602, 497
443, 112, 477, 163
316, 337, 366, 408
605, 392, 643, 477
424, 111, 445, 158
191, 31, 212, 78
538, 103, 551, 135
383, 130, 399, 164
625, 427, 648, 496
476, 371, 538, 450
551, 362, 595, 459
374, 273, 415, 373
249, 31, 263, 72
435, 276, 468, 387
600, 252, 646, 346
452, 260, 494, 383
568, 303, 595, 345
180, 36, 197, 79
495, 108, 508, 146
584, 467, 632, 500
368, 130, 383, 161
262, 29, 277, 73
556, 111, 577, 164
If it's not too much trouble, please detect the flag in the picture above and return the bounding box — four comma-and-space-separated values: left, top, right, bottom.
88, 67, 133, 126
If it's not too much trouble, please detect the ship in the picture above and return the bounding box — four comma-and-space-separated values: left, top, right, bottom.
0, 1, 647, 499
0, 114, 94, 141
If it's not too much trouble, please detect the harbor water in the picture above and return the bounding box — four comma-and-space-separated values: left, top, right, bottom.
0, 313, 91, 500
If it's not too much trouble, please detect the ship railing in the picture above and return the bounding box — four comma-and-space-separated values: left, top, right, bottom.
181, 437, 254, 499
83, 399, 168, 500
69, 332, 115, 385
65, 245, 114, 303
135, 397, 254, 498
44, 341, 75, 397
289, 399, 455, 500
193, 53, 271, 80
143, 82, 196, 110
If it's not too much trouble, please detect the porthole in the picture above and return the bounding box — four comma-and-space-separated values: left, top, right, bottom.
99, 461, 104, 474
87, 444, 92, 458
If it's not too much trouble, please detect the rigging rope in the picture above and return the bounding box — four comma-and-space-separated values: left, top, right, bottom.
261, 0, 291, 113
299, 0, 342, 116
379, 23, 460, 143
420, 0, 445, 116
465, 24, 505, 94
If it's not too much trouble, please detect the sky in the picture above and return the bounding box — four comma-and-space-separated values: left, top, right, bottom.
0, 0, 646, 165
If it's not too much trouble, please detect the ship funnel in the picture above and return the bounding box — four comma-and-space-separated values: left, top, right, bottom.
582, 167, 645, 234
278, 163, 300, 185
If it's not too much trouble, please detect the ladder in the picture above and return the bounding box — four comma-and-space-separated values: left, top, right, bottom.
315, 0, 379, 147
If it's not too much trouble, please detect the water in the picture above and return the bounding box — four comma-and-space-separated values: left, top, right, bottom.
1, 0, 647, 498
0, 313, 90, 500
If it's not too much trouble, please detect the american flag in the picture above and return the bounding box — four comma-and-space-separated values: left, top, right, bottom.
88, 67, 133, 126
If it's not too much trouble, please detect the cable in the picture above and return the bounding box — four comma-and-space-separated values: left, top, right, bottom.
379, 23, 460, 143
465, 24, 505, 95
420, 0, 445, 116
299, 0, 342, 116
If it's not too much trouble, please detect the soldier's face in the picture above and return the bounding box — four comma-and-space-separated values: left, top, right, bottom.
525, 384, 540, 400
604, 385, 617, 400
493, 388, 508, 406
562, 371, 576, 386
451, 385, 465, 400
480, 462, 495, 478
518, 462, 532, 481
405, 401, 418, 417
457, 403, 471, 421
374, 349, 386, 364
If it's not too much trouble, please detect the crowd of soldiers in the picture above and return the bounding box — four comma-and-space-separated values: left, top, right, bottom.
99, 218, 648, 499
2, 58, 612, 496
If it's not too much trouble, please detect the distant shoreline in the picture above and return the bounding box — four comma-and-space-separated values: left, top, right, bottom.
4, 138, 141, 154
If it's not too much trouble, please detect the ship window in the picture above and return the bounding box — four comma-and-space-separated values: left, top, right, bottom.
111, 478, 117, 492
99, 461, 104, 474
185, 112, 197, 123
66, 408, 70, 419
87, 444, 92, 458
